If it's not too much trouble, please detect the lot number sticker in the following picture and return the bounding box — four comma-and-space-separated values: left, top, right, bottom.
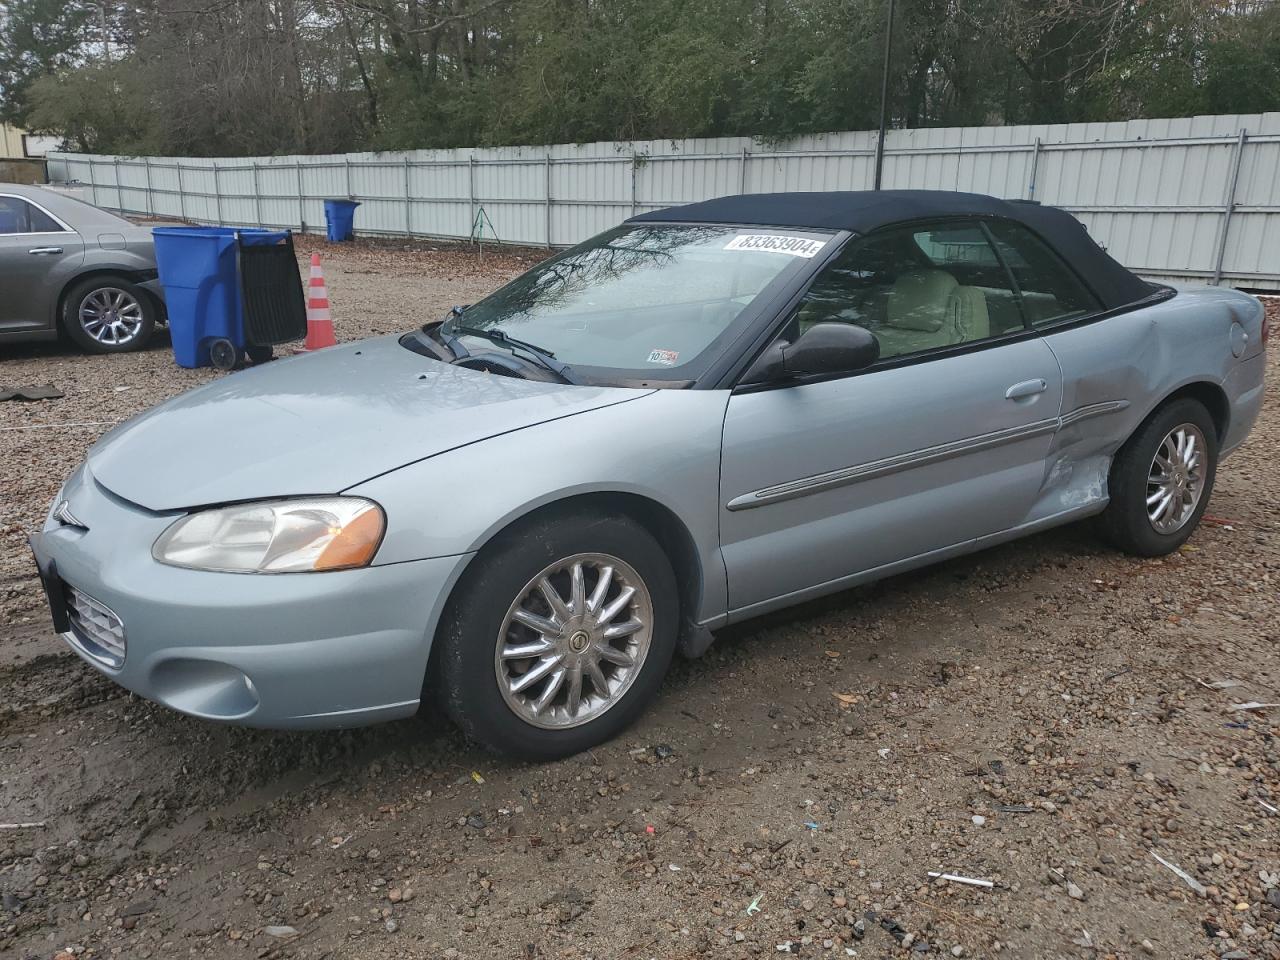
724, 234, 826, 257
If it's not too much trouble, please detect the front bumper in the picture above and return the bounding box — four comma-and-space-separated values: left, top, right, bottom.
30, 467, 471, 729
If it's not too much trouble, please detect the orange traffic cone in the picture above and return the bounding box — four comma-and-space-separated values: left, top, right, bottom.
304, 252, 337, 350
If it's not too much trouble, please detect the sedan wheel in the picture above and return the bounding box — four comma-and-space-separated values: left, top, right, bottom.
496, 553, 654, 729
79, 287, 146, 347
436, 509, 678, 759
62, 275, 157, 354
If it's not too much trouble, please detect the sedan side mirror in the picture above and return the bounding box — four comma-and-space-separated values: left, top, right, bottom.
741, 322, 880, 385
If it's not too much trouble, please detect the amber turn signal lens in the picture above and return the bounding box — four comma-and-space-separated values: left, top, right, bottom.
314, 505, 386, 570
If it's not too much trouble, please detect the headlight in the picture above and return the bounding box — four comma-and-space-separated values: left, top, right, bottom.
152, 497, 385, 573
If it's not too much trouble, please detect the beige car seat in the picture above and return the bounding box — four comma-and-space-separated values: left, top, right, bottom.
876, 269, 991, 357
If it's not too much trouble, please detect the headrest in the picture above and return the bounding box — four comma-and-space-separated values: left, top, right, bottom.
887, 270, 959, 331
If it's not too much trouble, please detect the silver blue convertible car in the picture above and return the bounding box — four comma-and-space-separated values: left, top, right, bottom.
30, 191, 1267, 758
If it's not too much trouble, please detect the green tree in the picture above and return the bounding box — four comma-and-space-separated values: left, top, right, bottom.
1204, 2, 1280, 115
0, 0, 94, 128
6, 0, 1280, 156
25, 61, 142, 152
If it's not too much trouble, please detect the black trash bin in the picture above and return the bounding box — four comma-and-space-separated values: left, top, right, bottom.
237, 231, 309, 363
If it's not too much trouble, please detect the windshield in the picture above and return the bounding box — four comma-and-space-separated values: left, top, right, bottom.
441, 223, 833, 381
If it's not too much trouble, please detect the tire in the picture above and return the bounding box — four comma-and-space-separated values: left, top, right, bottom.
1098, 397, 1218, 556
435, 508, 679, 760
62, 276, 156, 354
246, 344, 274, 364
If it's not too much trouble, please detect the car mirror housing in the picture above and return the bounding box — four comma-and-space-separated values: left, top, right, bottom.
741, 321, 880, 385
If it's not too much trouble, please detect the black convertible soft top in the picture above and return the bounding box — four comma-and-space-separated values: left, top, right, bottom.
628, 190, 1154, 310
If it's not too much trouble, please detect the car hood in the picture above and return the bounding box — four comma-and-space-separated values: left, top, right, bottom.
88, 336, 652, 512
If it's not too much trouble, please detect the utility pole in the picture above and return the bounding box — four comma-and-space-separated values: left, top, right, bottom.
873, 0, 896, 190
99, 1, 112, 65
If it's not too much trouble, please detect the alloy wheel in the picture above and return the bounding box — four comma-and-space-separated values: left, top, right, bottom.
1146, 422, 1206, 534
495, 553, 653, 730
79, 287, 145, 346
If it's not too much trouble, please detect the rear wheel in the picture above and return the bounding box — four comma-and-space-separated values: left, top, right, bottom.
62, 276, 156, 354
1098, 397, 1218, 556
435, 509, 678, 759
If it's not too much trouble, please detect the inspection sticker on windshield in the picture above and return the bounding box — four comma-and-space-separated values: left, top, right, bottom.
724, 234, 826, 257
646, 349, 680, 366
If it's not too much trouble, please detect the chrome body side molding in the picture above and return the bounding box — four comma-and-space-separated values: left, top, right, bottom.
725, 400, 1130, 511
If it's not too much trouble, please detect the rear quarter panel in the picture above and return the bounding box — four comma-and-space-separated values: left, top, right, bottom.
1032, 286, 1265, 521
46, 231, 159, 327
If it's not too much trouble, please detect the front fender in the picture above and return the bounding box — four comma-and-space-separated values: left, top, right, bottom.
347, 389, 732, 625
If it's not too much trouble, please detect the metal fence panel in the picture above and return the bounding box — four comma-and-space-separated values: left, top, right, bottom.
46, 111, 1280, 289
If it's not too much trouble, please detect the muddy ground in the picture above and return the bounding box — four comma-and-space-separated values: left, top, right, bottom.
1, 239, 1277, 960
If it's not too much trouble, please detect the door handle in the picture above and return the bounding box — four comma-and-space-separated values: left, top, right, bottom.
1005, 379, 1048, 400
27, 247, 63, 255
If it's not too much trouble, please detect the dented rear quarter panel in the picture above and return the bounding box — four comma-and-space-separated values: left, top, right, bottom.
1032, 285, 1266, 522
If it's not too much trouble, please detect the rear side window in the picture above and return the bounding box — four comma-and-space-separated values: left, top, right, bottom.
28, 203, 62, 233
0, 196, 65, 234
985, 220, 1100, 326
912, 224, 1001, 268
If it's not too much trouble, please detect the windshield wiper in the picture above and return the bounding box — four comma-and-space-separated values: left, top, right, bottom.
449, 318, 577, 384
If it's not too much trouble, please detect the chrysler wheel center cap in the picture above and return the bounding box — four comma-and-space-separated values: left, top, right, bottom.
568, 630, 591, 653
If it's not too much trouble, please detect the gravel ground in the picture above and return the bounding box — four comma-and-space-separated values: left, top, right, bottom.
1, 243, 1277, 960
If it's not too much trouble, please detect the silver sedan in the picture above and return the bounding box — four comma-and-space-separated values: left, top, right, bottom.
29, 190, 1267, 759
0, 182, 164, 352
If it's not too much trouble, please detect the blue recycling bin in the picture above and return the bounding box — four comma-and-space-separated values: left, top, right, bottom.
152, 226, 291, 369
323, 199, 360, 242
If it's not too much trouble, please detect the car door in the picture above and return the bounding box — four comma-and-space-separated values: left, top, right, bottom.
0, 193, 84, 336
981, 220, 1136, 517
719, 219, 1064, 613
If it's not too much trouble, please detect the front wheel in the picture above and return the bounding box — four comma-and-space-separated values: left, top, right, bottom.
1098, 397, 1218, 556
435, 509, 678, 760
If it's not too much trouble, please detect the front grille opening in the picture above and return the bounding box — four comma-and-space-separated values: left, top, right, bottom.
64, 584, 126, 669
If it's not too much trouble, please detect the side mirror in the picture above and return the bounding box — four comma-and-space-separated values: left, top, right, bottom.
741, 322, 880, 385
